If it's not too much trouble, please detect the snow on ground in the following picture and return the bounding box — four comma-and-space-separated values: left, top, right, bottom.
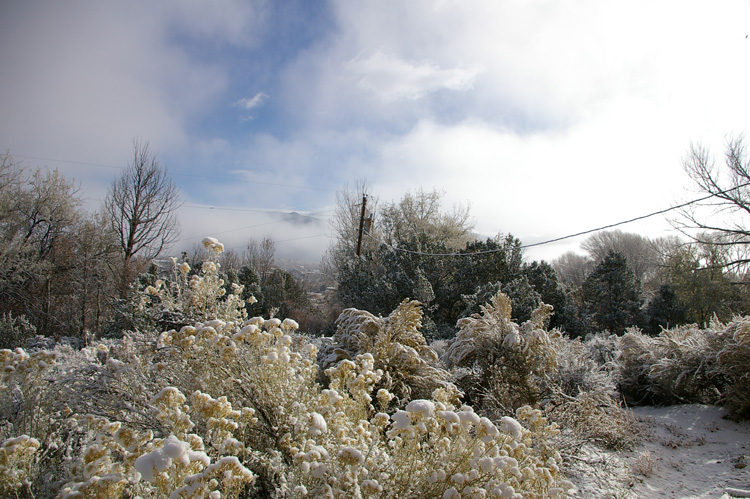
565, 404, 750, 498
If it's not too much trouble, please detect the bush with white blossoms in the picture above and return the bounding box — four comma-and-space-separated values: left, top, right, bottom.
142, 237, 250, 329
0, 238, 574, 497
154, 314, 571, 497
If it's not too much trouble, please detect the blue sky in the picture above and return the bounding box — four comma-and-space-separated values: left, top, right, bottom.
2, 1, 750, 263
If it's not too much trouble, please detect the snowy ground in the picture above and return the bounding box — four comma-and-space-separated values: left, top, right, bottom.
565, 404, 750, 498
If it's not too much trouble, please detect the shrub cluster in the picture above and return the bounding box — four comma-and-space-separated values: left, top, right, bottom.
619, 318, 750, 420
0, 240, 573, 498
3, 236, 749, 497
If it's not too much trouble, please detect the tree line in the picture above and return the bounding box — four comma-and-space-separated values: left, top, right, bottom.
3, 135, 750, 348
0, 142, 318, 348
326, 136, 750, 338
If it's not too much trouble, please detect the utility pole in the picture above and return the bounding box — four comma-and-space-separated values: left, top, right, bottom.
356, 194, 367, 257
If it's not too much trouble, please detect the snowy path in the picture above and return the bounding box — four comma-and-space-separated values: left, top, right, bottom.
565, 404, 750, 498
623, 405, 749, 498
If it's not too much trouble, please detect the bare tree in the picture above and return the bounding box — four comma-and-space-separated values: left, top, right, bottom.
219, 248, 243, 273
552, 251, 593, 289
581, 230, 661, 293
675, 135, 750, 271
245, 236, 276, 283
321, 180, 379, 283
105, 140, 181, 290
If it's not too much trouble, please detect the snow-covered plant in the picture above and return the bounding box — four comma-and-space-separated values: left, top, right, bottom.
716, 316, 750, 419
0, 235, 574, 497
548, 389, 642, 453
618, 325, 724, 407
142, 237, 249, 329
0, 434, 40, 495
58, 413, 255, 498
445, 291, 561, 415
0, 312, 37, 349
0, 315, 573, 497
0, 347, 58, 438
155, 313, 572, 497
594, 317, 750, 420
583, 331, 621, 369
325, 299, 454, 404
543, 336, 641, 452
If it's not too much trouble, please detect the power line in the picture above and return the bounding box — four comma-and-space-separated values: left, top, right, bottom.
8, 153, 337, 192
10, 154, 122, 170
365, 182, 750, 258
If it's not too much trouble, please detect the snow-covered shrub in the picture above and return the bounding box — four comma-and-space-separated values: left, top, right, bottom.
544, 334, 640, 451
547, 389, 642, 453
618, 325, 724, 407
0, 312, 37, 350
0, 347, 58, 438
142, 237, 249, 329
617, 318, 750, 419
445, 291, 560, 415
152, 313, 571, 496
583, 331, 621, 369
712, 317, 750, 420
0, 238, 573, 497
57, 413, 255, 498
0, 434, 40, 495
552, 336, 616, 398
324, 299, 454, 404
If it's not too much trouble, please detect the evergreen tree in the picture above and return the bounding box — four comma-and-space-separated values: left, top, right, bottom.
581, 251, 644, 334
523, 260, 584, 336
646, 284, 688, 334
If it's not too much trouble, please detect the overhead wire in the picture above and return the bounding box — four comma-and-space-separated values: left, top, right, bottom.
364, 181, 750, 258
12, 152, 750, 258
9, 152, 338, 248
7, 153, 337, 192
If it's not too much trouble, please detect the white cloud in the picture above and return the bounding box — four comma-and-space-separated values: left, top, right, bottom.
233, 92, 269, 120
5, 0, 750, 266
234, 93, 269, 110
0, 2, 235, 163
345, 51, 478, 101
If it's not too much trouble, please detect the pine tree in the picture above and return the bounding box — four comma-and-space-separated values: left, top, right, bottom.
582, 250, 644, 334
646, 284, 688, 334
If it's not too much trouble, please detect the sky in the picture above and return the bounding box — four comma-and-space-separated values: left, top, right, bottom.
2, 0, 750, 264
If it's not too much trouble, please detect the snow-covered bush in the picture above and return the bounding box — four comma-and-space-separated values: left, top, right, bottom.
618, 325, 724, 407
546, 336, 640, 452
716, 317, 750, 419
444, 291, 642, 453
157, 314, 570, 496
0, 312, 37, 349
142, 237, 249, 329
53, 314, 571, 497
0, 347, 58, 438
324, 299, 454, 404
618, 318, 750, 420
0, 239, 573, 497
0, 434, 40, 495
445, 292, 561, 415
